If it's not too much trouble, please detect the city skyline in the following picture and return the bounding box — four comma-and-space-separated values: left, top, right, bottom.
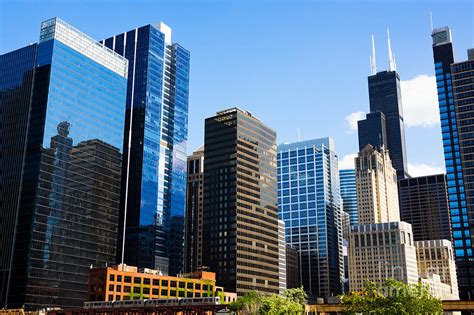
1, 1, 473, 178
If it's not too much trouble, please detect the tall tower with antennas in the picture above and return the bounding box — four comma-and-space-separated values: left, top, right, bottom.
359, 31, 408, 180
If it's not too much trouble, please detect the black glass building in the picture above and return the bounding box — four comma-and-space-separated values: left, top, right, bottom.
357, 111, 387, 152
398, 174, 452, 242
0, 18, 127, 309
432, 26, 474, 300
367, 71, 408, 179
101, 23, 190, 276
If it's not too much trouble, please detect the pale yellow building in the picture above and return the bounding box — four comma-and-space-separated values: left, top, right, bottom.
416, 239, 459, 299
355, 145, 400, 224
348, 221, 419, 292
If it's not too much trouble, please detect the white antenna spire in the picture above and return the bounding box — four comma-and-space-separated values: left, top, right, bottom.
430, 12, 433, 31
387, 28, 396, 71
297, 128, 301, 142
370, 34, 377, 75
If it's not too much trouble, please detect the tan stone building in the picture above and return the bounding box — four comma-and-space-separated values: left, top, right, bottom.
348, 222, 419, 291
355, 144, 400, 224
416, 239, 459, 299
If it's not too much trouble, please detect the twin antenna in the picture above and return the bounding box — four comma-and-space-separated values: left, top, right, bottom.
370, 28, 397, 75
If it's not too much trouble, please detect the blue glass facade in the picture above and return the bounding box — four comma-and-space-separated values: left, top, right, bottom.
277, 138, 343, 300
432, 27, 473, 300
339, 169, 358, 226
0, 18, 127, 309
102, 24, 190, 276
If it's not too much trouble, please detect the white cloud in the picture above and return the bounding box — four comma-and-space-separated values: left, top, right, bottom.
344, 111, 365, 133
339, 153, 357, 170
401, 75, 439, 128
407, 163, 445, 177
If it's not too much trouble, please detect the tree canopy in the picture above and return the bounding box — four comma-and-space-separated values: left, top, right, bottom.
340, 279, 443, 314
228, 287, 307, 315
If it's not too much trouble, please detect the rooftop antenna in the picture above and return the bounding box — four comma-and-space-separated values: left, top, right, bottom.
297, 128, 301, 142
430, 12, 433, 31
370, 34, 377, 75
387, 28, 397, 71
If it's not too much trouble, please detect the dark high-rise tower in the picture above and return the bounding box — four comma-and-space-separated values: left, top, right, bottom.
357, 111, 388, 152
102, 23, 190, 276
360, 33, 408, 180
398, 174, 451, 242
202, 108, 280, 296
0, 18, 127, 309
184, 146, 204, 273
432, 26, 474, 300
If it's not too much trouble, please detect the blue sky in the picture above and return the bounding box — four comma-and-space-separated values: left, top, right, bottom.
1, 0, 473, 175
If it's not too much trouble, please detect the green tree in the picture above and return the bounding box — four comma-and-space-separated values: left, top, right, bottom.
228, 288, 307, 314
340, 279, 443, 314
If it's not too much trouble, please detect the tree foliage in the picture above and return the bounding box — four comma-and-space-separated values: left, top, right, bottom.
228, 287, 307, 315
340, 279, 443, 314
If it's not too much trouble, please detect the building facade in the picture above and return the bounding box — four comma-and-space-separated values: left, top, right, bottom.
357, 111, 388, 152
339, 169, 358, 226
202, 108, 280, 296
348, 222, 419, 292
184, 147, 204, 273
415, 239, 459, 299
355, 145, 400, 225
0, 18, 127, 309
277, 138, 343, 300
285, 245, 300, 290
102, 23, 190, 276
432, 26, 473, 299
278, 220, 287, 295
367, 70, 408, 179
398, 174, 452, 241
87, 264, 236, 302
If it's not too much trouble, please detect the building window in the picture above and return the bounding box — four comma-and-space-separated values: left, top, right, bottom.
116, 295, 121, 301
109, 284, 114, 292
143, 288, 150, 295
162, 280, 169, 287
187, 292, 193, 297
108, 294, 113, 301
134, 277, 141, 284
134, 287, 140, 294
152, 288, 159, 295
187, 282, 194, 289
153, 279, 159, 286
109, 274, 115, 281
124, 276, 131, 283
170, 290, 176, 296
117, 275, 122, 282
144, 278, 150, 285
195, 284, 201, 290
116, 285, 121, 292
124, 286, 131, 293
170, 281, 177, 288
179, 291, 185, 297
161, 289, 168, 296
179, 282, 185, 288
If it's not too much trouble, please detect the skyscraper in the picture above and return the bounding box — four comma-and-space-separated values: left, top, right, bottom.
339, 169, 358, 226
0, 18, 127, 309
355, 145, 400, 225
277, 138, 343, 300
202, 108, 280, 296
398, 174, 452, 242
349, 145, 420, 291
362, 33, 409, 179
102, 23, 190, 276
184, 147, 204, 273
357, 111, 388, 152
432, 26, 473, 299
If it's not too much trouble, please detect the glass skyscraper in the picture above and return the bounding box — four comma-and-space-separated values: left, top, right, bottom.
277, 138, 343, 300
339, 169, 358, 226
101, 23, 190, 276
432, 26, 473, 300
0, 18, 127, 309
